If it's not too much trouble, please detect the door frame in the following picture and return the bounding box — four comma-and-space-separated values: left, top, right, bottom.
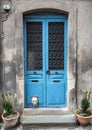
24, 12, 68, 108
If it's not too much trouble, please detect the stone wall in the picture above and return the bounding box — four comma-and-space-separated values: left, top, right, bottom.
0, 0, 2, 90
0, 0, 92, 113
0, 0, 3, 118
75, 1, 92, 107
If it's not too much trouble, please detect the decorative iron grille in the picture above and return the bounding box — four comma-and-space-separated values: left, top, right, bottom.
27, 22, 42, 70
49, 22, 64, 70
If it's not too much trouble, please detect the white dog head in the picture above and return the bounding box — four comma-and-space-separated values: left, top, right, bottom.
31, 96, 38, 106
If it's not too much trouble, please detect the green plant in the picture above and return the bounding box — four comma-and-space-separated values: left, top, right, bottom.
81, 91, 91, 112
0, 92, 14, 117
77, 91, 91, 117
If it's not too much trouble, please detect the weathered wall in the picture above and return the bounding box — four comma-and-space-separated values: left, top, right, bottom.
1, 0, 92, 113
0, 0, 2, 90
0, 0, 3, 118
75, 1, 92, 107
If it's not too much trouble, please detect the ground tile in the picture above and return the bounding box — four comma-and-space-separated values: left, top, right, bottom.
0, 124, 92, 130
23, 126, 92, 130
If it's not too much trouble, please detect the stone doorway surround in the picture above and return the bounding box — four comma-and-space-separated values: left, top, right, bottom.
15, 0, 77, 115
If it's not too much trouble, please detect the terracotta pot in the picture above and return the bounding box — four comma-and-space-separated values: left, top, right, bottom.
75, 112, 92, 126
1, 111, 20, 128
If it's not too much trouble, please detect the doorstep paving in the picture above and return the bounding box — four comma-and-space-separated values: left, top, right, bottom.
23, 125, 92, 130
0, 124, 92, 130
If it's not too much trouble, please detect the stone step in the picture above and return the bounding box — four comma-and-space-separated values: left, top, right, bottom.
20, 114, 76, 126
23, 108, 71, 115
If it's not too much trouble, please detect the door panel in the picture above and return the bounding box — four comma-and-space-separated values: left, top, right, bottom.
47, 81, 65, 106
26, 81, 44, 106
25, 20, 45, 107
27, 22, 42, 70
46, 20, 66, 106
48, 22, 64, 70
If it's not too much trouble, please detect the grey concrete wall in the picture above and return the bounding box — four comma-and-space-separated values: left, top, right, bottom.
0, 0, 3, 117
75, 1, 92, 107
0, 0, 1, 117
1, 0, 92, 113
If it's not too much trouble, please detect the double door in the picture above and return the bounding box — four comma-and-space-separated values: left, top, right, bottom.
24, 14, 67, 107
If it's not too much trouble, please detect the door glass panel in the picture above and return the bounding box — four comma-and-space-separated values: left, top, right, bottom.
49, 22, 64, 70
27, 22, 42, 70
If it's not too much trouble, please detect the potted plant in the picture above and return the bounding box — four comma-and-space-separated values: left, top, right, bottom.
0, 92, 20, 128
75, 90, 92, 126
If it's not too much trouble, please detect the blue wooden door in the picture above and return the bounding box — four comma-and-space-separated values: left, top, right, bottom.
24, 13, 67, 107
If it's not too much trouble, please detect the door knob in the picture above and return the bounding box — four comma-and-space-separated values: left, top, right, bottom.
46, 70, 50, 75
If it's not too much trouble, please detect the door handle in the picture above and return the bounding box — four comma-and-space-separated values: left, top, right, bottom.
46, 70, 50, 75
